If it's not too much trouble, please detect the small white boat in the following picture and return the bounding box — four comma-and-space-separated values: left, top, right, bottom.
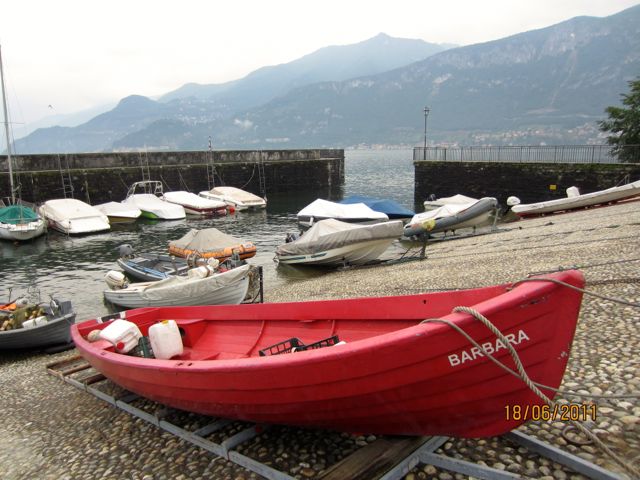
199, 186, 266, 211
510, 179, 640, 217
123, 181, 186, 220
276, 219, 403, 266
94, 201, 141, 223
0, 202, 46, 241
296, 199, 389, 229
39, 198, 110, 235
103, 264, 251, 309
404, 197, 497, 237
163, 191, 227, 216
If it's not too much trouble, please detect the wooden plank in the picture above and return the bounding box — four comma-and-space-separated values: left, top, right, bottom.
45, 354, 82, 369
319, 436, 429, 480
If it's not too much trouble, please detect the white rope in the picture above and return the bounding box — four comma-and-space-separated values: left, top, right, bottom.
420, 305, 639, 478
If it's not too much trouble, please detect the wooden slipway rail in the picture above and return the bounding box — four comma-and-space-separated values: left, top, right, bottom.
47, 356, 622, 480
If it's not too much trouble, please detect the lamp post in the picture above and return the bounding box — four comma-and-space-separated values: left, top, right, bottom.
423, 106, 430, 160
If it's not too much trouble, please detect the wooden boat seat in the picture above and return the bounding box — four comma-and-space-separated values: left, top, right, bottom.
179, 348, 248, 361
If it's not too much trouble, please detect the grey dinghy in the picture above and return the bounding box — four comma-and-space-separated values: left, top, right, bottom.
404, 197, 498, 237
117, 252, 190, 282
0, 299, 76, 350
276, 219, 403, 266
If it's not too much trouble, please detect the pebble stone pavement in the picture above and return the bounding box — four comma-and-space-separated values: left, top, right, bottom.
0, 200, 638, 480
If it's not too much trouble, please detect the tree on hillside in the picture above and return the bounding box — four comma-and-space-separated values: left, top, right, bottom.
599, 77, 640, 163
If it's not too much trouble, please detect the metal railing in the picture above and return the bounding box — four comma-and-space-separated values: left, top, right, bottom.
413, 145, 640, 164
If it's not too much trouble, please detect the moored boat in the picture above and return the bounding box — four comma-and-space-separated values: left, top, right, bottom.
94, 201, 142, 223
0, 202, 46, 241
163, 191, 227, 216
39, 198, 111, 235
510, 179, 640, 217
0, 297, 76, 350
73, 269, 584, 437
123, 181, 186, 220
297, 199, 389, 229
103, 264, 251, 309
199, 186, 266, 211
404, 197, 497, 237
168, 228, 257, 262
340, 195, 414, 219
276, 219, 403, 266
117, 251, 190, 282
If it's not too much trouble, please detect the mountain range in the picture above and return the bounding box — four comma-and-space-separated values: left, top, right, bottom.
13, 5, 640, 153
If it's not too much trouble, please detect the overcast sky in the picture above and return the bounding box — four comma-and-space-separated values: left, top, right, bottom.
1, 0, 638, 135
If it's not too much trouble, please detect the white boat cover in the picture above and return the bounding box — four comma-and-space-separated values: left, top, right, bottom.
298, 199, 389, 221
424, 194, 477, 209
124, 194, 185, 219
409, 201, 477, 224
94, 201, 141, 219
169, 228, 249, 251
210, 187, 264, 203
41, 199, 108, 221
277, 219, 403, 256
131, 264, 250, 302
163, 191, 226, 209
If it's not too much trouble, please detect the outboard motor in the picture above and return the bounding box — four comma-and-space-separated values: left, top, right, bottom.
105, 271, 129, 290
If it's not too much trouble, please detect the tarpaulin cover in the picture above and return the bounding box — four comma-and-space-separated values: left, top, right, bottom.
169, 228, 249, 252
340, 196, 414, 218
277, 219, 403, 256
0, 205, 40, 224
297, 199, 389, 221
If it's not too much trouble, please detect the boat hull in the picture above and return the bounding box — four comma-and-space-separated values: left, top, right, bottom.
512, 180, 640, 217
74, 270, 584, 437
104, 265, 251, 309
277, 238, 395, 266
404, 197, 497, 237
117, 254, 189, 282
0, 219, 46, 241
0, 300, 76, 350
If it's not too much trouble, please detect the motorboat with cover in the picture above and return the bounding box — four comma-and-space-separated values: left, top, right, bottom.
276, 219, 403, 266
163, 191, 227, 216
510, 179, 640, 217
0, 201, 46, 241
39, 198, 111, 235
339, 195, 414, 219
297, 199, 389, 229
94, 201, 141, 223
73, 269, 584, 437
0, 296, 76, 350
199, 186, 266, 211
123, 181, 186, 220
168, 228, 257, 261
103, 263, 251, 309
404, 197, 497, 237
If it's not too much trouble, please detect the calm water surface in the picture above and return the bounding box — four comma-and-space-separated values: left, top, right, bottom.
0, 149, 414, 321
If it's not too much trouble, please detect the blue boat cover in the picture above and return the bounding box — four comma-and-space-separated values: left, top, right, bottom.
340, 196, 414, 219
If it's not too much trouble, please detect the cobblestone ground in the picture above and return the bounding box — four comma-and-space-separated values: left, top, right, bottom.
1, 201, 638, 479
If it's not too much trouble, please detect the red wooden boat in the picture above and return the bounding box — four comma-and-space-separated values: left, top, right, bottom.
72, 270, 584, 438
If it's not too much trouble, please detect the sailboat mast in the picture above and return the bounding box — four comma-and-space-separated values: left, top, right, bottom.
0, 45, 16, 204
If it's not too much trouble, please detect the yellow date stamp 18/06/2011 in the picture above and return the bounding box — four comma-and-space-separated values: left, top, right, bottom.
505, 404, 597, 422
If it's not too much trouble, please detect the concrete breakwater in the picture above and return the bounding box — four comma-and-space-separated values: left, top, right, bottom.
414, 161, 640, 206
0, 149, 345, 204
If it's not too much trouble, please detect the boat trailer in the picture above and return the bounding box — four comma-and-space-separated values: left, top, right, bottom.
47, 355, 623, 480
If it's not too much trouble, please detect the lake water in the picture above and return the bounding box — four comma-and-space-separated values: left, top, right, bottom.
0, 148, 415, 321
